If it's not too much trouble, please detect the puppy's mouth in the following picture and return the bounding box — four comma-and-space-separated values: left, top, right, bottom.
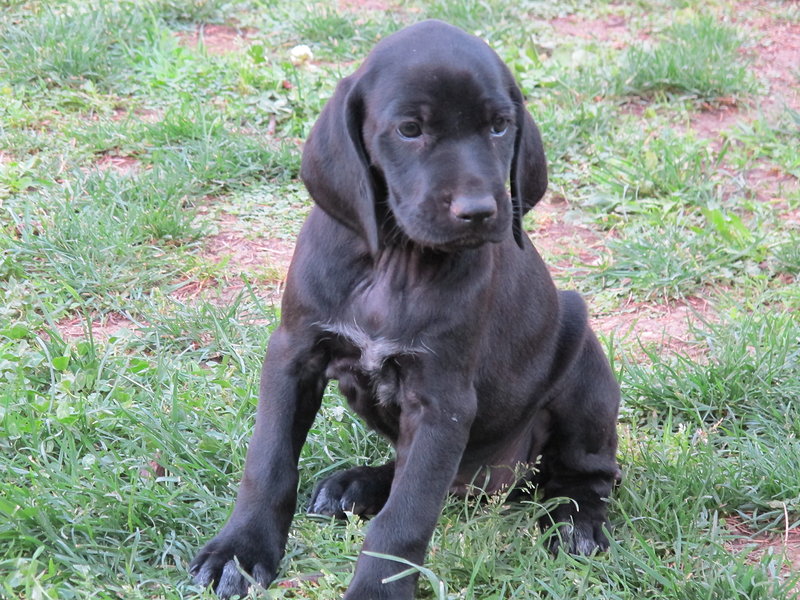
439, 232, 501, 250
394, 222, 507, 251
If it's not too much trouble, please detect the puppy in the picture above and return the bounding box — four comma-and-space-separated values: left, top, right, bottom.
191, 19, 621, 600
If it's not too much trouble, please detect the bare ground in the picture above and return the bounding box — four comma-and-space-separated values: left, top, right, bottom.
690, 5, 800, 140
94, 154, 141, 175
548, 13, 645, 48
56, 311, 140, 342
593, 296, 712, 358
176, 24, 255, 54
726, 514, 800, 584
188, 212, 294, 306
337, 0, 400, 10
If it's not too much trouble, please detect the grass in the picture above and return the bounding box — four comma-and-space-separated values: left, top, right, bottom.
615, 15, 756, 101
578, 208, 775, 301
729, 109, 800, 178
1, 0, 799, 599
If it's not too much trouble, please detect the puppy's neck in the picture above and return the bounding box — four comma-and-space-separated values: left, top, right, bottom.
371, 242, 489, 291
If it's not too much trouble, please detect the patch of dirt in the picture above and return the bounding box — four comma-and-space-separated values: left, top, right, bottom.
745, 163, 800, 204
55, 312, 139, 342
187, 213, 295, 305
717, 158, 799, 207
529, 197, 609, 269
111, 107, 162, 123
593, 297, 713, 358
337, 0, 398, 9
726, 514, 800, 582
687, 101, 742, 145
548, 14, 640, 48
94, 154, 141, 175
528, 199, 716, 359
747, 12, 800, 111
687, 8, 800, 202
203, 215, 294, 274
176, 24, 254, 55
688, 6, 800, 141
0, 151, 13, 165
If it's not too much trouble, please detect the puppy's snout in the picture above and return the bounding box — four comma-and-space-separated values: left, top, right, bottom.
450, 195, 497, 224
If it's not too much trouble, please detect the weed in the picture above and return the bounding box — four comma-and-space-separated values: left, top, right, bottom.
580, 209, 769, 300
0, 5, 158, 90
586, 128, 722, 217
419, 0, 511, 31
730, 109, 800, 178
616, 16, 755, 101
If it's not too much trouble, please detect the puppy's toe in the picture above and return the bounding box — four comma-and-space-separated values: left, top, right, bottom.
190, 525, 278, 598
547, 520, 609, 556
215, 561, 250, 599
308, 466, 392, 518
309, 484, 348, 517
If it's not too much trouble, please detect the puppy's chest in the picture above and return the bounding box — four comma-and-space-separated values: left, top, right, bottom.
320, 318, 427, 409
319, 277, 432, 403
322, 320, 425, 374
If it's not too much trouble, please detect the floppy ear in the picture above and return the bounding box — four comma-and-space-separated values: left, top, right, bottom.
510, 89, 548, 249
300, 75, 380, 256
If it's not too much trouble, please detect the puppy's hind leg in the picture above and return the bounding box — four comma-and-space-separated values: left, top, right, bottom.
538, 332, 621, 555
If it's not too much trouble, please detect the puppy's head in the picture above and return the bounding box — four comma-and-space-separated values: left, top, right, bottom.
301, 20, 548, 255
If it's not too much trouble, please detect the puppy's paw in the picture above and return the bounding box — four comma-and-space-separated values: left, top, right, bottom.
546, 518, 610, 556
190, 529, 277, 598
308, 465, 393, 518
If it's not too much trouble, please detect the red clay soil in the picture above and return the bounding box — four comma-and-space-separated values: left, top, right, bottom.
111, 107, 162, 123
530, 197, 609, 268
180, 213, 295, 305
94, 154, 140, 175
549, 13, 641, 48
727, 514, 800, 579
176, 24, 254, 54
691, 6, 800, 140
593, 297, 712, 358
202, 215, 294, 277
745, 163, 799, 204
337, 0, 398, 10
746, 12, 800, 111
55, 311, 139, 342
687, 101, 743, 143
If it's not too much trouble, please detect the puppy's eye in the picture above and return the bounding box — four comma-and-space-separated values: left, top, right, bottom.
490, 116, 508, 137
397, 122, 422, 139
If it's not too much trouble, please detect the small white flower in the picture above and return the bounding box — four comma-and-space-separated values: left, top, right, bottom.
289, 44, 314, 66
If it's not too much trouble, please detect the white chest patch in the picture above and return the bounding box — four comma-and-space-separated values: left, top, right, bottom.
319, 321, 431, 374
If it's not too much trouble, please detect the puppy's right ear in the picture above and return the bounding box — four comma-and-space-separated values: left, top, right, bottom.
300, 75, 380, 257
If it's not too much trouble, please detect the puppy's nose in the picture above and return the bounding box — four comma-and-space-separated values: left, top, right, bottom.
450, 195, 497, 223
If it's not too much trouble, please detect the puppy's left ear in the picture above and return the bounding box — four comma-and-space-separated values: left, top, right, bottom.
510, 87, 548, 249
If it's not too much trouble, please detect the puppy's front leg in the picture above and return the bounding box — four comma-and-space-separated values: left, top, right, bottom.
345, 380, 477, 600
190, 326, 326, 598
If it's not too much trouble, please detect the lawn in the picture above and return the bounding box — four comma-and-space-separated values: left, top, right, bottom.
1, 0, 799, 598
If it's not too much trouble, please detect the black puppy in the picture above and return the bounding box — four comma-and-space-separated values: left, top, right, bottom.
191, 20, 620, 599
